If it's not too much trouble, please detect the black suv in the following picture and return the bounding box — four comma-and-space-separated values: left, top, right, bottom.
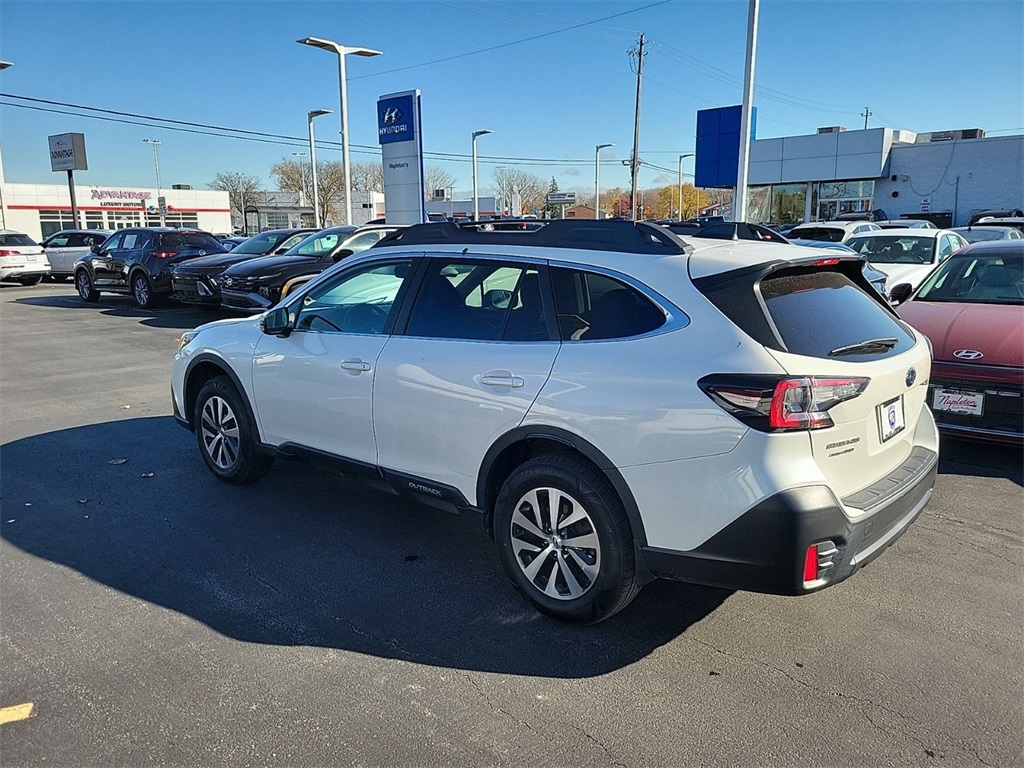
74, 228, 226, 308
171, 228, 317, 308
220, 225, 355, 311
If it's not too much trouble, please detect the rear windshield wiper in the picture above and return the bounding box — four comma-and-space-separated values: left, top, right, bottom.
828, 337, 899, 357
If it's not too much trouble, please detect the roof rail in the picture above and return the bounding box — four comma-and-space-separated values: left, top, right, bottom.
374, 219, 690, 255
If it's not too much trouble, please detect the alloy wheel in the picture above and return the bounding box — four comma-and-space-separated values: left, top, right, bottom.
509, 487, 601, 600
76, 273, 91, 299
200, 395, 240, 470
133, 275, 150, 306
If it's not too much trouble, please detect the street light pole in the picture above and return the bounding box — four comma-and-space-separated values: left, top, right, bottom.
734, 0, 760, 222
143, 139, 163, 226
292, 152, 307, 208
307, 109, 332, 228
677, 152, 695, 221
298, 37, 382, 226
595, 143, 614, 220
472, 129, 493, 222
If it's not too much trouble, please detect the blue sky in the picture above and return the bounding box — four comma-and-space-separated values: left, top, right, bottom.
1, 0, 1022, 197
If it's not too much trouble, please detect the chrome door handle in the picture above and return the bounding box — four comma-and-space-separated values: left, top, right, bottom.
481, 373, 525, 388
340, 359, 371, 372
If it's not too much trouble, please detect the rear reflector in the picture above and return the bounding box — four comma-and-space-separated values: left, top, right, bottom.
803, 545, 819, 582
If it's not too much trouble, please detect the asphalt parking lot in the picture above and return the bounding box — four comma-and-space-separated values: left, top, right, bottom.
1, 281, 1021, 767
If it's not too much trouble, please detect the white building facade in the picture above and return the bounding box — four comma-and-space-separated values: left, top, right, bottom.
0, 181, 232, 241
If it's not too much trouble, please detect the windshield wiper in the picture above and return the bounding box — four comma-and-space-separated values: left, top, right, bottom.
828, 337, 899, 357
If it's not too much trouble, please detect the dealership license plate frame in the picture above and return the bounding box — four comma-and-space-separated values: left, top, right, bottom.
932, 388, 985, 417
878, 394, 906, 443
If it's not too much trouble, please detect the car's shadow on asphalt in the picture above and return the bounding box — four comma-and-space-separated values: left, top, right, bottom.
938, 436, 1023, 486
13, 294, 241, 330
1, 416, 731, 678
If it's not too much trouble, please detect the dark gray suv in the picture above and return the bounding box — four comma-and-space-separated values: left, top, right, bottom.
74, 228, 226, 308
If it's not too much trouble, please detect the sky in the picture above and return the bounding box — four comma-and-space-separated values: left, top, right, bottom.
1, 0, 1022, 198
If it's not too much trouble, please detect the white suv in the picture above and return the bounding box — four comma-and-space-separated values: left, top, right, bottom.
172, 220, 939, 623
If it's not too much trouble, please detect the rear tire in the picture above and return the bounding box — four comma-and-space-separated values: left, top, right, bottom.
75, 270, 99, 302
131, 272, 159, 309
494, 453, 640, 624
193, 376, 273, 484
17, 275, 43, 286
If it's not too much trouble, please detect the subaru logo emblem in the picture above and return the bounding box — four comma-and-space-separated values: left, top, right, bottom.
906, 368, 916, 387
953, 349, 984, 360
383, 107, 401, 125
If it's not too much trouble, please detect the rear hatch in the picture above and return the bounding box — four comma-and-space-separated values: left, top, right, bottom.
0, 233, 46, 264
694, 256, 931, 502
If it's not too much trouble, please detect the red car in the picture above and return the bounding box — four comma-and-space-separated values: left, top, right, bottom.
893, 240, 1023, 443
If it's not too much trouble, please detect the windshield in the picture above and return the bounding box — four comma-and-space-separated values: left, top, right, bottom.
231, 233, 289, 255
284, 230, 343, 256
0, 233, 38, 247
847, 235, 935, 264
915, 250, 1024, 305
790, 227, 845, 243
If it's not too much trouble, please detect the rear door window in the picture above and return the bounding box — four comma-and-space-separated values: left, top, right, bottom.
550, 267, 665, 340
159, 233, 223, 251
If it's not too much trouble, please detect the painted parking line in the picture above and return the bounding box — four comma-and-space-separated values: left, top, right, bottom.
0, 702, 35, 724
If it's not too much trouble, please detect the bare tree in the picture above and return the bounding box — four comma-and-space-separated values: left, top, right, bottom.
270, 157, 354, 225
493, 168, 547, 216
209, 171, 266, 225
350, 162, 383, 192
424, 166, 456, 201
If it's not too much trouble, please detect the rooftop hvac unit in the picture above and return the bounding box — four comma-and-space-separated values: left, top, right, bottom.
817, 126, 847, 134
171, 184, 193, 190
918, 129, 987, 142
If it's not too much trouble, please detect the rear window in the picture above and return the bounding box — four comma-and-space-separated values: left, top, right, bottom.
0, 233, 38, 247
847, 235, 935, 264
760, 270, 915, 358
159, 233, 223, 251
790, 227, 844, 243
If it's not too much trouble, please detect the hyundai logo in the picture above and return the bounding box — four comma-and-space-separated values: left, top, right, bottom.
382, 107, 401, 125
953, 349, 984, 360
906, 368, 916, 387
199, 250, 206, 256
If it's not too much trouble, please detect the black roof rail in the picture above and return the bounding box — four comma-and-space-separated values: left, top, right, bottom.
373, 219, 690, 255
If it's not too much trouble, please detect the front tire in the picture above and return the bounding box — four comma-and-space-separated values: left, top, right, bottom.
494, 453, 640, 624
17, 274, 43, 286
193, 376, 273, 484
75, 270, 99, 302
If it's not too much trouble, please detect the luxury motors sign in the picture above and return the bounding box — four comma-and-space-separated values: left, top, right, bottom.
377, 90, 425, 225
48, 132, 88, 172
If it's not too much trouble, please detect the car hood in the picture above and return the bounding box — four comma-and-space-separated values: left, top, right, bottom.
173, 252, 269, 274
897, 300, 1024, 367
868, 261, 936, 289
222, 253, 321, 277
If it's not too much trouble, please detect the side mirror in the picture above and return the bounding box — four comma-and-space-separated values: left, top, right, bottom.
90, 244, 101, 254
889, 283, 913, 304
331, 248, 354, 263
260, 306, 292, 337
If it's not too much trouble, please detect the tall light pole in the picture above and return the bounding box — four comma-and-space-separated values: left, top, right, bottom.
595, 143, 614, 220
0, 61, 11, 230
143, 139, 163, 226
307, 109, 332, 228
297, 37, 382, 226
677, 152, 695, 220
472, 129, 493, 221
292, 152, 307, 208
733, 0, 760, 222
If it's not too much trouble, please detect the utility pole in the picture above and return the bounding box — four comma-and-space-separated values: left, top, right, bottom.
628, 33, 646, 221
861, 107, 872, 130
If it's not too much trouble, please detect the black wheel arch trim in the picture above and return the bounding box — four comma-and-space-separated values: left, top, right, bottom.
477, 425, 649, 551
182, 352, 261, 439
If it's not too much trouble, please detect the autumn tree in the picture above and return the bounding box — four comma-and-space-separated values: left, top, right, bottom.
350, 162, 384, 192
493, 167, 547, 215
270, 157, 347, 226
209, 171, 266, 226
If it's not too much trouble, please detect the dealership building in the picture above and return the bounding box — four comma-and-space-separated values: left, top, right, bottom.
695, 108, 1023, 226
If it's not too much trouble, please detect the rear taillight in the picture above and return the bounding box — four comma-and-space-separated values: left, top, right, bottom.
0, 250, 16, 257
154, 251, 178, 259
699, 374, 869, 432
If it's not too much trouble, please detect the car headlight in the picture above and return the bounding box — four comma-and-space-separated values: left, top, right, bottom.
177, 330, 199, 351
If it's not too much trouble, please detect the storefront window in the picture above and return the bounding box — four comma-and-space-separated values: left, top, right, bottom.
85, 212, 106, 230
38, 210, 77, 238
769, 184, 808, 224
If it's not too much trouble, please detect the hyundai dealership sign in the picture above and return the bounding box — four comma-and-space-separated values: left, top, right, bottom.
48, 132, 88, 172
377, 90, 425, 225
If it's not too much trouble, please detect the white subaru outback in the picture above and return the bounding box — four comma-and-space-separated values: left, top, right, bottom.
172, 220, 939, 623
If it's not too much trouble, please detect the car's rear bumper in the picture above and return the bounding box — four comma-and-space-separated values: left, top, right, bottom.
641, 446, 938, 595
1, 263, 51, 280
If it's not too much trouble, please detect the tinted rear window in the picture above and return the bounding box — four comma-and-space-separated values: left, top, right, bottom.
0, 233, 38, 247
159, 233, 223, 250
760, 270, 914, 358
790, 227, 845, 243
